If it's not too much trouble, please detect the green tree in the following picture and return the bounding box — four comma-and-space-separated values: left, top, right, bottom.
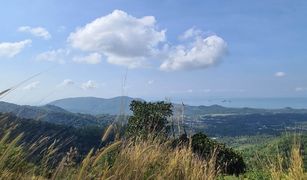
126, 100, 173, 139
173, 133, 246, 176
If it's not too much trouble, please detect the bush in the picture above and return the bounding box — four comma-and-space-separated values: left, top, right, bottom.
174, 133, 246, 176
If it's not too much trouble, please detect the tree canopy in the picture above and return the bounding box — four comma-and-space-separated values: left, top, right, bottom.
126, 100, 173, 139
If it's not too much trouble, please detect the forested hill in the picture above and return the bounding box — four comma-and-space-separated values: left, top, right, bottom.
0, 101, 113, 128
0, 113, 104, 160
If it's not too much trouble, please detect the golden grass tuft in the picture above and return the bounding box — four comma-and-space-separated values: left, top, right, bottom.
267, 136, 307, 180
101, 124, 114, 143
77, 149, 93, 180
92, 140, 122, 166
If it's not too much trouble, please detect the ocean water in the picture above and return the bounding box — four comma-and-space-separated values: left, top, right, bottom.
177, 97, 307, 109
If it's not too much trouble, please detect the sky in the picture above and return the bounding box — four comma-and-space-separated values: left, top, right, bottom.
0, 0, 307, 105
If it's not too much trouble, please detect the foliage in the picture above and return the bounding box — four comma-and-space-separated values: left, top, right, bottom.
187, 113, 307, 137
126, 100, 173, 139
0, 113, 105, 164
173, 133, 246, 176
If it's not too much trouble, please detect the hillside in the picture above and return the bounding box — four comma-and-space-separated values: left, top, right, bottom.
0, 113, 104, 159
0, 101, 113, 128
181, 104, 307, 116
185, 113, 307, 136
2, 99, 307, 137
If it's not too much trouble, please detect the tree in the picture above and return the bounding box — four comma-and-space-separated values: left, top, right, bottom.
126, 100, 173, 139
173, 133, 246, 176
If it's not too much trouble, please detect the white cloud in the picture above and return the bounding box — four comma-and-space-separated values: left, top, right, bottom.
36, 49, 70, 64
295, 87, 307, 92
215, 89, 246, 93
81, 80, 97, 90
0, 39, 32, 58
57, 26, 66, 32
68, 10, 166, 68
18, 26, 51, 40
160, 35, 227, 71
202, 89, 212, 93
23, 81, 40, 90
179, 27, 202, 40
147, 80, 154, 85
187, 89, 193, 93
170, 89, 195, 94
73, 53, 102, 64
275, 71, 286, 77
58, 79, 74, 87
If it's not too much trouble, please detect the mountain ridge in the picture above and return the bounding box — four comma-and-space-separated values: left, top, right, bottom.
49, 96, 307, 116
49, 96, 142, 115
0, 101, 113, 127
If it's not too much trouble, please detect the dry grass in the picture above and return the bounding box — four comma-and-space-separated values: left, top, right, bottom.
0, 124, 306, 179
15, 135, 217, 180
70, 138, 218, 180
267, 137, 307, 180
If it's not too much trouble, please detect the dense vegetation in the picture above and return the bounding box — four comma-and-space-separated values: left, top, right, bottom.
185, 113, 307, 137
0, 101, 114, 127
0, 113, 105, 161
1, 99, 307, 137
0, 100, 305, 179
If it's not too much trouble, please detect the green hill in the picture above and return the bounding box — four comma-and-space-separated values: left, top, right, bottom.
0, 101, 113, 128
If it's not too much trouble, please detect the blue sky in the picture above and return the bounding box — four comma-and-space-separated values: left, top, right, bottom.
1, 0, 307, 105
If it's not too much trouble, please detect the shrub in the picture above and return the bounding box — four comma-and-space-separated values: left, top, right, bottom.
174, 133, 246, 176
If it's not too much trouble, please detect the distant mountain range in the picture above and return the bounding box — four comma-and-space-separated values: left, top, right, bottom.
1, 96, 307, 137
49, 96, 307, 116
0, 101, 113, 127
49, 96, 140, 115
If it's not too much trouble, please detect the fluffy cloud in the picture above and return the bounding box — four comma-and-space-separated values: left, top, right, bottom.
81, 80, 97, 90
275, 71, 286, 77
160, 35, 227, 71
36, 49, 70, 64
73, 53, 101, 64
0, 40, 32, 58
67, 10, 228, 71
68, 10, 166, 68
58, 79, 74, 87
18, 26, 51, 40
23, 81, 40, 90
179, 27, 202, 40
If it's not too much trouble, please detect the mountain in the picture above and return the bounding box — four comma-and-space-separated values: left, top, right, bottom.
49, 96, 307, 116
49, 96, 141, 115
0, 101, 113, 127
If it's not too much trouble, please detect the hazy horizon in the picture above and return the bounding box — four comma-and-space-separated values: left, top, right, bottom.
2, 95, 307, 109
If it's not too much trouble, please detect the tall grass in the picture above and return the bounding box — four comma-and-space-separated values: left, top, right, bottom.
0, 118, 305, 179
266, 136, 306, 180
100, 140, 218, 180
0, 131, 219, 180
